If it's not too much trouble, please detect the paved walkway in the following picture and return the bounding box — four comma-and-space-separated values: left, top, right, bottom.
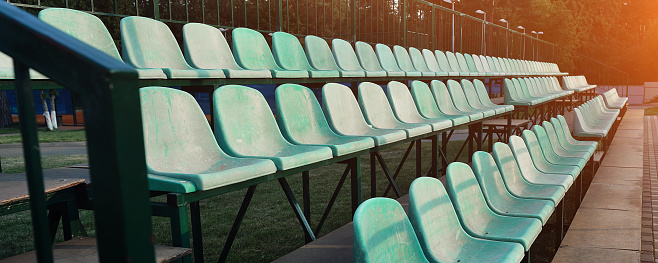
0, 141, 87, 157
553, 109, 643, 262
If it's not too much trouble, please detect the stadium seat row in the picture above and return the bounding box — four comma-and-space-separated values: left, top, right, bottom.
503, 77, 574, 105
563, 75, 597, 92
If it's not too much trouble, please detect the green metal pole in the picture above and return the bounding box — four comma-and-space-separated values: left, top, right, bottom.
402, 0, 406, 47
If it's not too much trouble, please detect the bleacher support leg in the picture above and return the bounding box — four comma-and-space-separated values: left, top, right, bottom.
169, 201, 191, 263
316, 164, 352, 234
190, 201, 203, 263
442, 132, 449, 175
370, 153, 376, 198
302, 171, 311, 243
521, 250, 530, 263
555, 200, 564, 250
350, 158, 361, 214
218, 185, 257, 263
278, 178, 316, 244
416, 139, 422, 178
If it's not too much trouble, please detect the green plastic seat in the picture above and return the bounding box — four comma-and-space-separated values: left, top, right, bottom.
542, 121, 594, 159
433, 50, 460, 76
479, 55, 502, 76
275, 84, 374, 156
139, 87, 277, 192
409, 48, 447, 76
556, 115, 598, 146
181, 23, 272, 78
509, 136, 578, 185
392, 46, 435, 77
533, 125, 589, 161
0, 51, 48, 79
322, 83, 407, 146
516, 78, 549, 102
446, 162, 543, 251
445, 51, 476, 76
375, 44, 420, 77
421, 49, 450, 76
213, 85, 332, 170
472, 151, 554, 225
465, 54, 492, 76
473, 79, 514, 112
503, 79, 535, 106
386, 81, 453, 131
456, 53, 485, 76
446, 80, 495, 118
304, 35, 365, 77
523, 129, 586, 172
551, 117, 598, 150
492, 142, 566, 205
333, 39, 386, 77
231, 28, 308, 78
120, 16, 226, 79
410, 81, 470, 126
358, 82, 433, 137
356, 42, 404, 77
430, 80, 482, 122
460, 80, 505, 114
408, 177, 525, 263
271, 32, 339, 78
353, 198, 429, 263
39, 9, 165, 79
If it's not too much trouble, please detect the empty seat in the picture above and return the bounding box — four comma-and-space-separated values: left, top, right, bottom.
140, 87, 277, 191
271, 32, 339, 78
446, 80, 495, 118
386, 81, 453, 131
445, 51, 476, 76
456, 52, 484, 76
275, 84, 374, 156
472, 79, 514, 112
408, 177, 525, 263
430, 80, 483, 122
353, 198, 429, 263
433, 50, 459, 76
231, 28, 308, 78
355, 42, 404, 77
333, 39, 386, 77
213, 85, 332, 170
304, 35, 365, 77
460, 80, 506, 114
542, 121, 594, 159
532, 125, 589, 164
120, 16, 226, 79
510, 135, 578, 183
553, 115, 598, 148
409, 47, 447, 76
375, 44, 420, 77
322, 83, 407, 146
393, 45, 435, 77
445, 162, 543, 251
421, 49, 450, 76
409, 81, 470, 126
182, 23, 272, 78
39, 8, 165, 79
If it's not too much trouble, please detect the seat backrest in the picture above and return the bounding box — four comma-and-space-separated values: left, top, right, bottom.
40, 8, 122, 61
393, 45, 418, 72
422, 49, 443, 72
446, 79, 475, 112
408, 177, 474, 263
410, 81, 444, 118
541, 121, 563, 149
444, 51, 462, 72
434, 51, 454, 72
353, 198, 429, 263
472, 151, 519, 215
431, 80, 462, 115
387, 81, 425, 121
520, 130, 552, 171
332, 39, 365, 71
140, 87, 231, 174
455, 53, 472, 72
508, 135, 543, 173
463, 54, 479, 72
322, 83, 374, 135
486, 56, 499, 72
213, 85, 291, 157
358, 82, 402, 128
355, 42, 385, 72
492, 142, 532, 195
479, 55, 493, 72
275, 84, 342, 145
304, 35, 341, 71
272, 32, 314, 71
409, 47, 433, 72
445, 162, 498, 233
182, 23, 244, 70
232, 28, 282, 71
120, 16, 192, 69
492, 57, 506, 73
472, 79, 497, 107
375, 44, 403, 72
460, 79, 486, 109
503, 78, 522, 103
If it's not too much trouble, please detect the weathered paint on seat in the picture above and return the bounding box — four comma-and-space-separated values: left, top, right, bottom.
213, 85, 332, 170
120, 16, 226, 79
322, 83, 407, 146
456, 52, 484, 76
430, 80, 483, 121
492, 142, 565, 205
393, 45, 435, 76
304, 35, 365, 77
446, 51, 476, 76
375, 44, 420, 77
409, 47, 447, 76
508, 136, 576, 188
408, 177, 525, 263
356, 42, 404, 77
446, 80, 494, 118
421, 49, 449, 76
140, 87, 277, 191
39, 9, 165, 79
445, 162, 543, 251
550, 117, 598, 151
542, 121, 594, 158
472, 151, 554, 225
433, 50, 459, 76
358, 82, 433, 137
353, 198, 429, 263
272, 32, 339, 78
472, 79, 514, 112
275, 84, 374, 156
410, 81, 470, 126
333, 39, 386, 77
182, 23, 272, 78
231, 28, 309, 78
386, 81, 453, 131
533, 125, 590, 161
460, 80, 505, 114
522, 130, 585, 173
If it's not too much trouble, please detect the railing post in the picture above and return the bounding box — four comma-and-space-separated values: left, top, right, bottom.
153, 0, 160, 19
277, 0, 283, 32
402, 0, 407, 47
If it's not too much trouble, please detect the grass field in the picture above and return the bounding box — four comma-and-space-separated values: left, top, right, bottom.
0, 138, 575, 262
0, 129, 86, 144
0, 155, 88, 173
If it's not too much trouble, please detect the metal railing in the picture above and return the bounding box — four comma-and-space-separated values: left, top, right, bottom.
0, 2, 154, 262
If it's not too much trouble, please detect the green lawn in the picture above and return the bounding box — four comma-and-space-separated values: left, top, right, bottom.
0, 155, 88, 173
0, 129, 86, 144
0, 139, 565, 262
645, 106, 658, 115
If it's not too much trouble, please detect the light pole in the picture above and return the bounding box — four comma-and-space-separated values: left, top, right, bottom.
443, 0, 460, 52
476, 10, 486, 55
499, 18, 508, 57
517, 25, 526, 59
531, 31, 543, 60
